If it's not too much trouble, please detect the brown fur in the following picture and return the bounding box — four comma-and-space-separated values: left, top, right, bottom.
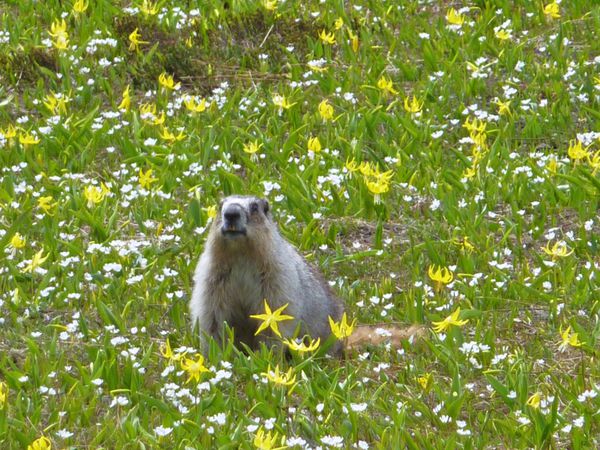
345, 324, 426, 352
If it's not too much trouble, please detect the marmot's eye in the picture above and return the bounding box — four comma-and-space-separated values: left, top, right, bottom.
250, 202, 259, 214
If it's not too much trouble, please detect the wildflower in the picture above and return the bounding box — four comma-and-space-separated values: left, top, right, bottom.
345, 158, 360, 172
417, 373, 432, 390
452, 236, 475, 253
159, 337, 185, 362
334, 17, 344, 30
158, 72, 181, 91
403, 96, 423, 114
358, 161, 375, 176
154, 425, 173, 437
307, 60, 327, 72
2, 124, 17, 141
329, 312, 356, 339
272, 94, 295, 111
318, 99, 334, 121
526, 392, 542, 409
180, 353, 210, 383
321, 436, 344, 447
21, 249, 49, 273
543, 2, 560, 19
243, 140, 263, 161
541, 241, 573, 259
184, 97, 207, 113
0, 381, 7, 408
463, 117, 487, 134
204, 205, 217, 219
139, 102, 157, 117
43, 92, 70, 115
558, 325, 584, 352
462, 164, 477, 179
27, 436, 51, 450
377, 76, 398, 96
159, 337, 176, 359
494, 99, 511, 116
282, 336, 320, 353
470, 129, 488, 152
347, 28, 359, 53
250, 300, 294, 338
18, 131, 40, 146
365, 175, 390, 204
446, 8, 465, 26
83, 183, 109, 208
159, 127, 185, 143
495, 29, 511, 41
567, 139, 589, 163
307, 136, 322, 153
128, 28, 148, 52
546, 157, 558, 174
140, 0, 159, 16
138, 168, 158, 189
319, 30, 336, 45
428, 264, 454, 290
262, 365, 296, 387
262, 0, 278, 11
185, 36, 193, 48
48, 19, 69, 49
72, 0, 88, 14
432, 307, 468, 333
150, 111, 166, 126
37, 196, 57, 214
118, 85, 131, 111
9, 232, 26, 249
588, 150, 600, 175
254, 427, 286, 450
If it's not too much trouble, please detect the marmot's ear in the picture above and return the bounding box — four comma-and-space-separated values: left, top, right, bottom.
261, 198, 270, 215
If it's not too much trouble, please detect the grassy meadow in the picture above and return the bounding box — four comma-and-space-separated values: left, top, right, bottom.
1, 0, 600, 448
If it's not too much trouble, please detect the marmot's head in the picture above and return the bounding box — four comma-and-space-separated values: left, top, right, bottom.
215, 195, 272, 241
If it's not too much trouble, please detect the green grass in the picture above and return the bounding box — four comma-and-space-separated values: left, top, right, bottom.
1, 0, 599, 448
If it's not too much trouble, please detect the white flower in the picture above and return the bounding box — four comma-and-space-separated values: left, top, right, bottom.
577, 389, 597, 402
207, 412, 227, 426
154, 425, 173, 437
110, 395, 129, 407
321, 435, 344, 447
287, 437, 307, 446
103, 262, 122, 273
350, 402, 368, 412
56, 429, 74, 439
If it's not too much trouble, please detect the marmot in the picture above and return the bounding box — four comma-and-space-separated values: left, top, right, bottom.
190, 195, 344, 353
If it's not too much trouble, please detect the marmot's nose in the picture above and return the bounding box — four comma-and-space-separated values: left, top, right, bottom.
223, 204, 242, 223
221, 203, 247, 236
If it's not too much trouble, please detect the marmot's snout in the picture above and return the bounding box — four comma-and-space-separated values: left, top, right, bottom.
221, 202, 247, 237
